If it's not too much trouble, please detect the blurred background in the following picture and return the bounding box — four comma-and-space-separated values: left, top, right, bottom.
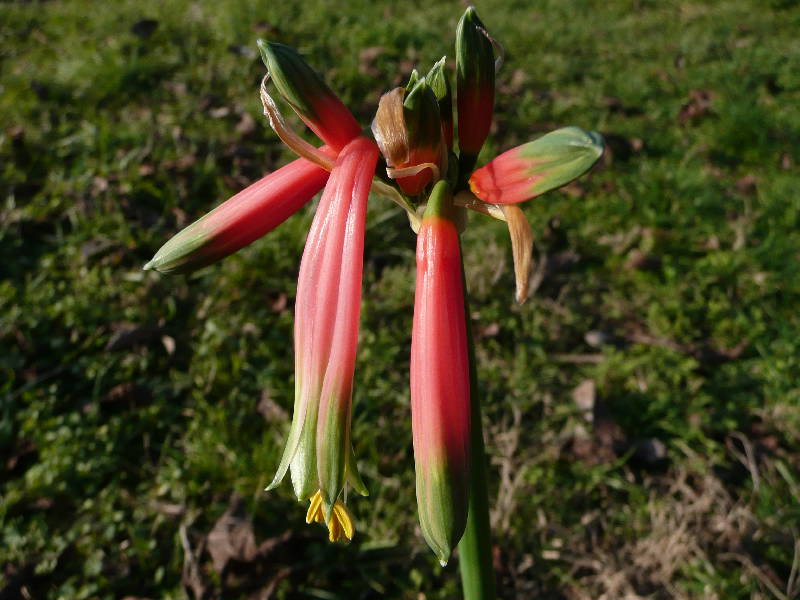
2, 0, 800, 598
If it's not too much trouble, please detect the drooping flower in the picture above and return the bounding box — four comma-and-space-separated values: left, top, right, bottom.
410, 180, 471, 565
144, 152, 332, 274
267, 136, 378, 538
469, 127, 605, 205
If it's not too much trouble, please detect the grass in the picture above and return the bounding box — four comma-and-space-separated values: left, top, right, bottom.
2, 0, 800, 598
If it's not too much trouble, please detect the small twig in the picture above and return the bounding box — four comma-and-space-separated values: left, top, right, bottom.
453, 190, 506, 221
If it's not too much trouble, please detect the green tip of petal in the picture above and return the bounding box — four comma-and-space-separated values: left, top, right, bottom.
256, 38, 268, 59
406, 69, 420, 90
426, 56, 450, 101
142, 260, 155, 271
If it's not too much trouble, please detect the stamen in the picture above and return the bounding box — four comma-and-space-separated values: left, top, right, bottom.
305, 490, 356, 542
305, 490, 324, 524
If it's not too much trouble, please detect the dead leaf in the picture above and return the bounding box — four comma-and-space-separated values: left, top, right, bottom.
678, 89, 715, 125
235, 112, 256, 136
258, 390, 288, 422
560, 182, 585, 198
209, 107, 230, 119
161, 335, 176, 355
207, 494, 258, 574
572, 380, 596, 420
500, 204, 534, 304
6, 439, 37, 473
736, 174, 757, 195
100, 382, 153, 406
359, 46, 386, 77
271, 293, 287, 313
624, 248, 662, 271
105, 324, 163, 351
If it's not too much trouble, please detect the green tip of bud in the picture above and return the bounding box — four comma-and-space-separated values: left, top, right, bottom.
403, 77, 432, 109
402, 77, 444, 154
406, 68, 420, 90
461, 5, 482, 25
257, 40, 322, 114
523, 126, 605, 164
257, 39, 335, 124
439, 559, 449, 568
142, 260, 155, 271
426, 57, 449, 101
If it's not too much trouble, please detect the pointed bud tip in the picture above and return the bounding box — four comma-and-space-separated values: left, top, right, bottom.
142, 260, 155, 271
463, 5, 478, 19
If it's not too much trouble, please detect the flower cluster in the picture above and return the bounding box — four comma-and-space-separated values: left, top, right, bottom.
145, 6, 603, 564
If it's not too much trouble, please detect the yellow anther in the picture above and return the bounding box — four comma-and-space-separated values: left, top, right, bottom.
305, 491, 324, 524
332, 502, 354, 540
305, 490, 355, 543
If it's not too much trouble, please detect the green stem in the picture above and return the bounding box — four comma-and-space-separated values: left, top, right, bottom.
457, 254, 497, 600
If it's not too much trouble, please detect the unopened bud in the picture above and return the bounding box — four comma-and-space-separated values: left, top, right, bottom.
456, 6, 495, 157
258, 40, 361, 151
469, 127, 604, 204
372, 79, 446, 195
144, 155, 331, 274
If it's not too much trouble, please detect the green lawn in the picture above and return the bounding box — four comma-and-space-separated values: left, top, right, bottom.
2, 0, 800, 598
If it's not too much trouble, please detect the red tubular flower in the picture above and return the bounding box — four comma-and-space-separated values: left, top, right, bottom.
268, 137, 378, 533
469, 127, 605, 205
410, 180, 471, 565
144, 152, 333, 274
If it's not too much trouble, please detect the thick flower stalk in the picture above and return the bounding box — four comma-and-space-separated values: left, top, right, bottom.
410, 181, 471, 565
267, 136, 378, 535
144, 154, 331, 274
